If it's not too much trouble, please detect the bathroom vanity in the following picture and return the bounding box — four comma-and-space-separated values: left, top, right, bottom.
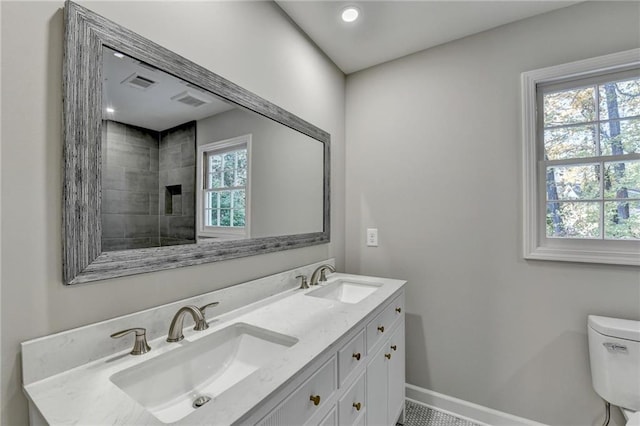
22, 262, 406, 425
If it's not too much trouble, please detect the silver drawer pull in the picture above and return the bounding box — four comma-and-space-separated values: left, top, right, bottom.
603, 342, 628, 353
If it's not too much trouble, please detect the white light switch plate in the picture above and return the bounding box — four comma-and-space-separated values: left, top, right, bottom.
366, 228, 378, 247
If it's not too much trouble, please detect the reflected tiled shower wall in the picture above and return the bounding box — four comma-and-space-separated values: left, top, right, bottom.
159, 122, 196, 246
101, 120, 196, 251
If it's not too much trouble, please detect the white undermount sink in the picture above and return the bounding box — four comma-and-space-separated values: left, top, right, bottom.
306, 279, 382, 304
110, 322, 298, 423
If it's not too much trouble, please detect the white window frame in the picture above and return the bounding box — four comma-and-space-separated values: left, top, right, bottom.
196, 134, 252, 240
522, 48, 640, 266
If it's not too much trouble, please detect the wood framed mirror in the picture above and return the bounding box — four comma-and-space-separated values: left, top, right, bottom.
63, 1, 330, 284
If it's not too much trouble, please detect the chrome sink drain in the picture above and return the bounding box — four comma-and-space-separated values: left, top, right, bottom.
193, 395, 212, 408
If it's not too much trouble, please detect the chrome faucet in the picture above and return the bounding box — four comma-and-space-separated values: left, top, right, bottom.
296, 274, 309, 289
167, 305, 210, 342
310, 264, 336, 286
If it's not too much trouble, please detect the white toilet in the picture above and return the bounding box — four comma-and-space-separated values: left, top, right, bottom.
588, 315, 640, 426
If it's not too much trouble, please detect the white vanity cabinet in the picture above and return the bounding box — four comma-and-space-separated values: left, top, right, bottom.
366, 321, 405, 426
251, 289, 405, 426
365, 292, 405, 426
22, 269, 407, 426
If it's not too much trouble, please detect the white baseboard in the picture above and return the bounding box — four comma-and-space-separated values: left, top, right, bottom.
405, 384, 549, 426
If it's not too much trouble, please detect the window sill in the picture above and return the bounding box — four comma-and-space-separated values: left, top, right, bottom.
524, 244, 640, 266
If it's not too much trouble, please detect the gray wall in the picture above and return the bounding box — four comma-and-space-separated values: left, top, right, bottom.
345, 2, 640, 426
198, 109, 324, 238
102, 120, 161, 250
0, 2, 345, 424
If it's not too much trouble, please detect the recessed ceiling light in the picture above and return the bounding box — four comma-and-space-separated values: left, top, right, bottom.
106, 107, 115, 113
341, 6, 359, 23
113, 52, 125, 59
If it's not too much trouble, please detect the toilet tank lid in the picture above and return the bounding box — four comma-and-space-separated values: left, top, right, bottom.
588, 315, 640, 342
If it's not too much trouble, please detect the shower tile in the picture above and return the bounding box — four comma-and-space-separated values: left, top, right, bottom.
149, 192, 159, 215
124, 215, 159, 238
126, 126, 159, 148
166, 215, 195, 239
159, 144, 181, 170
124, 169, 158, 192
103, 190, 149, 215
107, 140, 150, 171
182, 191, 195, 216
102, 166, 125, 191
181, 142, 195, 166
101, 214, 124, 238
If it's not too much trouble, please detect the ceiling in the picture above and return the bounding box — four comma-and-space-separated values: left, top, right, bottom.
276, 1, 580, 74
103, 46, 234, 131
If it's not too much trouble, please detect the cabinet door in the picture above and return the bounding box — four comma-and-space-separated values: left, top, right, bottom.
339, 371, 365, 426
366, 343, 389, 426
318, 406, 337, 426
387, 321, 405, 424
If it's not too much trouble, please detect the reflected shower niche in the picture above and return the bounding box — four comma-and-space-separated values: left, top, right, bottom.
101, 120, 197, 251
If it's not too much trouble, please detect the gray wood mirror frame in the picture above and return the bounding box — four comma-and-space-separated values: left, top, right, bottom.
63, 1, 330, 284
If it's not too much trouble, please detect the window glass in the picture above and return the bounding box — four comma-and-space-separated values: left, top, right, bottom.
202, 145, 248, 231
541, 75, 640, 242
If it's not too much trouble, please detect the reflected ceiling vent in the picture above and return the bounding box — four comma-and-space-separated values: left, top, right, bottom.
121, 73, 158, 91
171, 91, 211, 108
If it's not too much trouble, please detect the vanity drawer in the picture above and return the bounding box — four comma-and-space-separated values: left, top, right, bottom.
257, 356, 337, 426
338, 329, 365, 387
317, 406, 337, 426
338, 371, 366, 426
366, 292, 405, 353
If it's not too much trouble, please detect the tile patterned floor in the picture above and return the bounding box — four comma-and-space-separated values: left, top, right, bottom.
399, 400, 483, 426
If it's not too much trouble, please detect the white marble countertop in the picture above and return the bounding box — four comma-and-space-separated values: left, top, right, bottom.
23, 273, 405, 425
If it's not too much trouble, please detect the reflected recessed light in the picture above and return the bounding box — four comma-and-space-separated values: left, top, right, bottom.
106, 107, 115, 113
113, 52, 125, 59
341, 6, 359, 23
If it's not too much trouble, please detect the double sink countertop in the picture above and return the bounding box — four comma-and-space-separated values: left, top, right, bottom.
23, 273, 405, 425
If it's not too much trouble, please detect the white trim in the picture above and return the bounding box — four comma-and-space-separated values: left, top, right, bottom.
0, 1, 3, 409
406, 384, 549, 426
196, 134, 252, 240
521, 48, 640, 266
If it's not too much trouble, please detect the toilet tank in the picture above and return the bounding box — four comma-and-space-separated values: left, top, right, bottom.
588, 315, 640, 411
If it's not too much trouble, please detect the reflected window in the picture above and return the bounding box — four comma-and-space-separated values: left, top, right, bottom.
197, 135, 251, 239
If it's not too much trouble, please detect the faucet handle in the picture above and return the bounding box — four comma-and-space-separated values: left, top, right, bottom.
199, 301, 220, 315
194, 302, 219, 331
296, 274, 309, 289
110, 328, 151, 355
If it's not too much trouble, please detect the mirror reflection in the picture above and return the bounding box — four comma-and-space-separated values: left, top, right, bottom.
101, 47, 324, 251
